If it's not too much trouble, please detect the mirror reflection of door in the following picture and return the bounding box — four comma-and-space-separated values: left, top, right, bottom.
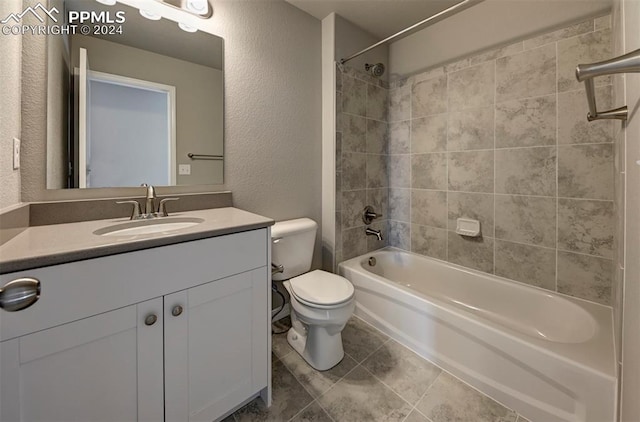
77, 48, 177, 188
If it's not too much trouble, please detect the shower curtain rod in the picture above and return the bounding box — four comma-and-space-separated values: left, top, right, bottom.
340, 0, 481, 65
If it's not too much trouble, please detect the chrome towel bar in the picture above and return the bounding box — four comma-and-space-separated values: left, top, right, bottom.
187, 153, 223, 160
575, 48, 640, 122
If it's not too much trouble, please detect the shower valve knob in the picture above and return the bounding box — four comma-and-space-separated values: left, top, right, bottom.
362, 205, 382, 225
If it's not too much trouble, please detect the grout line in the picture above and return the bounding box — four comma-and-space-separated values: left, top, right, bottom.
493, 52, 497, 274
555, 38, 560, 293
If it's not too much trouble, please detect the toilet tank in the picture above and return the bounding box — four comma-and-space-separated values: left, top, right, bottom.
271, 218, 317, 281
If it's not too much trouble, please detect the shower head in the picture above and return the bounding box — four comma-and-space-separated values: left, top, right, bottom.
365, 63, 385, 77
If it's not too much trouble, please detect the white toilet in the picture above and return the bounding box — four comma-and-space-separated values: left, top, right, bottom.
272, 218, 355, 371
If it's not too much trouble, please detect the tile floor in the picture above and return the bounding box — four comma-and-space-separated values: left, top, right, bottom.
225, 316, 532, 422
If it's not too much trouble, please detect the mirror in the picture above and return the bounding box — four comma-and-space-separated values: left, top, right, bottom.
46, 0, 224, 189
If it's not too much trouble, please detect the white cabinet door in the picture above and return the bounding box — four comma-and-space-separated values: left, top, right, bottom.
0, 298, 164, 422
164, 267, 269, 422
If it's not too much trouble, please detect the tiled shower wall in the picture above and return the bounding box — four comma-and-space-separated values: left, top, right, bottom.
335, 66, 390, 264
336, 15, 617, 307
386, 15, 615, 305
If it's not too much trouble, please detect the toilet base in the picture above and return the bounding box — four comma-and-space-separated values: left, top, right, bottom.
287, 320, 345, 371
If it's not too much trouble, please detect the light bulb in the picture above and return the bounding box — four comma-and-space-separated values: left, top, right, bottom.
178, 22, 198, 32
139, 9, 161, 20
96, 0, 117, 5
186, 0, 208, 14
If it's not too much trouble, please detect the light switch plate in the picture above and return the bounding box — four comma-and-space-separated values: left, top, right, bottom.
179, 164, 191, 175
13, 138, 20, 170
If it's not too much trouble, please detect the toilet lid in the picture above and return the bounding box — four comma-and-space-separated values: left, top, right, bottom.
289, 270, 354, 306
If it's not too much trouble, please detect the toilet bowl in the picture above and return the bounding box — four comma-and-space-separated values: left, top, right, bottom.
271, 219, 355, 371
283, 270, 355, 371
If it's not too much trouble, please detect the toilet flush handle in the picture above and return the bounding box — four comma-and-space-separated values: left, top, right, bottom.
271, 263, 284, 275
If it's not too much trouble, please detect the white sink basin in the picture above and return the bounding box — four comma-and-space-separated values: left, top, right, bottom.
94, 217, 204, 237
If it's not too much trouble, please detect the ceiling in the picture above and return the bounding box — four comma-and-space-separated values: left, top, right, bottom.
285, 0, 462, 39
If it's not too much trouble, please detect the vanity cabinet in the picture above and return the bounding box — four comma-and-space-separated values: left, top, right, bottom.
0, 228, 271, 422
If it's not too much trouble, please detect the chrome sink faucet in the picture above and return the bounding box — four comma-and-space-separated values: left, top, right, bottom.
143, 184, 156, 215
117, 184, 179, 220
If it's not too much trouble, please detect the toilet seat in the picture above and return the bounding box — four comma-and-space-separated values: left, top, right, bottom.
289, 270, 354, 309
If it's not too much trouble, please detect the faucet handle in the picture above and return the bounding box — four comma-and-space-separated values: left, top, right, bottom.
362, 205, 383, 224
116, 200, 142, 220
157, 198, 179, 217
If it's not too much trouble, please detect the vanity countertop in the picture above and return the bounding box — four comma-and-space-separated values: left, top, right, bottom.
0, 207, 274, 274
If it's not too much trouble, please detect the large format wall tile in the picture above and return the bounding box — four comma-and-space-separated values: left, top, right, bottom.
342, 227, 367, 260
558, 198, 614, 258
367, 119, 389, 154
343, 75, 367, 116
389, 121, 410, 154
447, 232, 495, 274
411, 190, 447, 228
343, 114, 367, 152
367, 188, 389, 219
411, 224, 447, 260
496, 44, 556, 102
557, 251, 612, 305
389, 221, 410, 250
495, 195, 556, 247
389, 155, 411, 188
495, 240, 556, 290
342, 152, 367, 190
557, 29, 612, 92
558, 144, 614, 200
448, 107, 495, 151
389, 85, 410, 122
495, 95, 556, 148
342, 190, 366, 228
495, 147, 556, 196
447, 192, 495, 237
412, 153, 447, 190
448, 61, 495, 111
412, 75, 448, 118
558, 86, 614, 145
367, 154, 389, 188
411, 114, 447, 153
448, 151, 494, 193
389, 188, 410, 222
367, 83, 388, 121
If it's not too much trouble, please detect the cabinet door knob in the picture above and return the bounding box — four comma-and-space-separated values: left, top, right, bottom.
144, 314, 158, 326
172, 305, 183, 317
0, 277, 41, 312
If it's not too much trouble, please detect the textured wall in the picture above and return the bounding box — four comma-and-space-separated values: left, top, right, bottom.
339, 16, 616, 306
0, 0, 22, 210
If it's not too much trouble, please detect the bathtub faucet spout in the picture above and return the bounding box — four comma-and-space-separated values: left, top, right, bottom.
365, 227, 383, 241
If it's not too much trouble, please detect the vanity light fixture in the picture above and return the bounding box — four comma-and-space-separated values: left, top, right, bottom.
96, 0, 212, 32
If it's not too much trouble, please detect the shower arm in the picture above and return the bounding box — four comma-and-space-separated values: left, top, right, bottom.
339, 0, 481, 65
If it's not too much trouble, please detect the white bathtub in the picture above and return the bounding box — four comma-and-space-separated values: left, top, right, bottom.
338, 248, 617, 422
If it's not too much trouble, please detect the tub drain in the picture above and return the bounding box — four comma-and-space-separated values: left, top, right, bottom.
368, 257, 376, 266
